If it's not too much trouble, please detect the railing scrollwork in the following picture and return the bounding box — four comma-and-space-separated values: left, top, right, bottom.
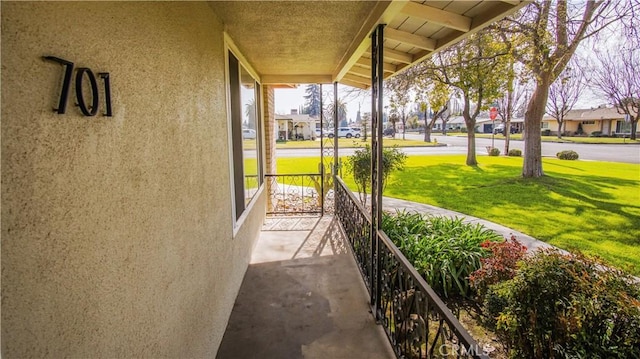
335, 176, 489, 359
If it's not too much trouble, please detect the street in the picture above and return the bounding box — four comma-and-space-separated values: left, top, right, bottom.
276, 133, 640, 164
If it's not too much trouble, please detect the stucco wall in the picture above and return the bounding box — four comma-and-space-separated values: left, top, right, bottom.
1, 2, 263, 357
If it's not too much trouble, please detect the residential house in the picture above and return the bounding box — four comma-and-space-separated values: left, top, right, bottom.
1, 1, 525, 357
542, 106, 639, 136
275, 110, 318, 140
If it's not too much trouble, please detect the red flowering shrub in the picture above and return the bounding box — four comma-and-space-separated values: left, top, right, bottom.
468, 235, 527, 298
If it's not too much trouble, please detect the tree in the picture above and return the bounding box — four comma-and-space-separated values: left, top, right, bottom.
590, 48, 640, 140
441, 95, 461, 135
427, 82, 452, 143
388, 113, 399, 138
324, 97, 348, 128
345, 145, 407, 206
386, 72, 413, 140
244, 98, 256, 129
412, 70, 453, 143
495, 59, 531, 154
546, 64, 585, 138
500, 0, 634, 177
303, 84, 321, 117
417, 29, 508, 166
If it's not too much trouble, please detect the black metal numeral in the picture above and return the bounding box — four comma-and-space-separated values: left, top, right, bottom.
44, 56, 113, 117
43, 56, 74, 114
99, 73, 112, 117
75, 68, 99, 116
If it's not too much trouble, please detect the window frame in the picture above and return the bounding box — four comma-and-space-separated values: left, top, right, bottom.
224, 35, 264, 233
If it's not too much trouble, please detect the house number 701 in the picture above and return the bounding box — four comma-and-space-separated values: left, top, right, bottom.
43, 56, 112, 117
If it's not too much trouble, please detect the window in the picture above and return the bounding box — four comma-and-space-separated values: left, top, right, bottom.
228, 50, 263, 221
616, 120, 632, 134
541, 122, 549, 129
581, 120, 595, 125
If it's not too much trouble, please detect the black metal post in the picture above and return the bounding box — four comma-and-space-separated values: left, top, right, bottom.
333, 82, 338, 196
320, 84, 324, 216
370, 24, 385, 318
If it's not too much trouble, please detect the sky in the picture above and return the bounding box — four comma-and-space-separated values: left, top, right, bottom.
275, 84, 381, 123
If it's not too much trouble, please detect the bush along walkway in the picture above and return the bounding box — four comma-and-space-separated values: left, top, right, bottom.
381, 196, 555, 252
379, 197, 640, 358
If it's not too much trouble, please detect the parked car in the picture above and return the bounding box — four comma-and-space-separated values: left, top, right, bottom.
383, 127, 395, 137
242, 129, 256, 139
327, 127, 360, 138
493, 124, 517, 135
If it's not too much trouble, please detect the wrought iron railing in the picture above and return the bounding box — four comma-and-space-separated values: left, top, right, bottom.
335, 176, 373, 292
335, 176, 489, 359
265, 173, 323, 216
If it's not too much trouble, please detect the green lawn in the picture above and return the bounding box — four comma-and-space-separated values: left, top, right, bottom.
276, 155, 640, 275
276, 137, 439, 149
469, 133, 640, 144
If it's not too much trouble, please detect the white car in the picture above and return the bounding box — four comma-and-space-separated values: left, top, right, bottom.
327, 127, 360, 138
242, 129, 256, 139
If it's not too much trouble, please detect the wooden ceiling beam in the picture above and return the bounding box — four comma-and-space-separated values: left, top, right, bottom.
340, 78, 369, 89
401, 2, 472, 33
384, 28, 436, 51
355, 57, 397, 73
381, 47, 413, 64
347, 66, 372, 78
342, 73, 371, 86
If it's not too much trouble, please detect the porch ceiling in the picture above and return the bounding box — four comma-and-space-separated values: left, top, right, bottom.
209, 1, 527, 88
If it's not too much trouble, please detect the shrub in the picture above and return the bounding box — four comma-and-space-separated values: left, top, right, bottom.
542, 129, 551, 136
345, 145, 407, 205
487, 147, 500, 156
485, 250, 640, 358
556, 150, 579, 160
469, 236, 527, 299
381, 210, 503, 298
507, 149, 522, 157
590, 131, 603, 137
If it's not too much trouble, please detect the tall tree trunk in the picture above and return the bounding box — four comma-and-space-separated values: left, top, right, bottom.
557, 120, 563, 139
504, 118, 511, 154
463, 116, 477, 166
466, 126, 477, 166
523, 74, 551, 178
424, 108, 429, 142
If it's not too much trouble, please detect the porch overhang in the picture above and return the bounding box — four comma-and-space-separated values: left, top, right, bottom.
209, 0, 528, 87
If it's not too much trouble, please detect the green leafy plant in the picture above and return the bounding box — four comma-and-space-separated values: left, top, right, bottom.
345, 145, 406, 206
507, 149, 522, 157
556, 150, 579, 160
488, 147, 500, 156
485, 250, 640, 358
310, 162, 333, 208
381, 210, 503, 298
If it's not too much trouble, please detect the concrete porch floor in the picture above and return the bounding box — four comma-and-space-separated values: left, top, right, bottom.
216, 216, 395, 359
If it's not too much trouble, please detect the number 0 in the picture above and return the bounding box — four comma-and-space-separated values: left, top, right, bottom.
75, 68, 99, 116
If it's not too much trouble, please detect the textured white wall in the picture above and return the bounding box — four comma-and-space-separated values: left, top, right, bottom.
1, 2, 264, 357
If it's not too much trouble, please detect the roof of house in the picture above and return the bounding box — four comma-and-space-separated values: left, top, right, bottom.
210, 1, 527, 88
543, 107, 625, 121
